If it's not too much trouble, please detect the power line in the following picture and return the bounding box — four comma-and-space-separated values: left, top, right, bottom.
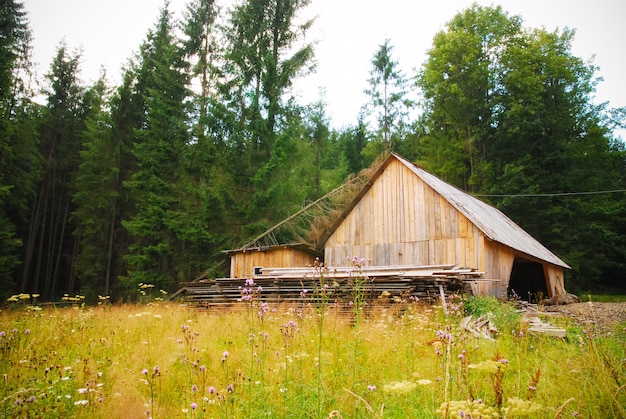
471, 189, 626, 198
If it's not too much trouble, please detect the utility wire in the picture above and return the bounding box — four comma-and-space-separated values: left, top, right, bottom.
471, 189, 626, 198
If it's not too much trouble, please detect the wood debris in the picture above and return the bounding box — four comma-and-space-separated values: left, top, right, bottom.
460, 314, 499, 340
519, 304, 567, 338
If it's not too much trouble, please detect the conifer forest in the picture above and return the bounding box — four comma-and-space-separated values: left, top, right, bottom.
1, 0, 625, 302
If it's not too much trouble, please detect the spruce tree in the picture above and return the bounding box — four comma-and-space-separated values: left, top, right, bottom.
0, 0, 39, 297
220, 0, 315, 240
71, 75, 119, 297
20, 44, 86, 299
122, 6, 191, 291
364, 39, 413, 151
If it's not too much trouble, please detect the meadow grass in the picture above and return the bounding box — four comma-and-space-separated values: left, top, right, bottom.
0, 292, 624, 418
581, 294, 626, 303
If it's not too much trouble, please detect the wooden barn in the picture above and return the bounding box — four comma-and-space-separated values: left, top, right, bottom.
222, 153, 570, 300
224, 244, 320, 279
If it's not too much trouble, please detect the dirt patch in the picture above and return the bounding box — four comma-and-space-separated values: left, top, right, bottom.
541, 302, 626, 331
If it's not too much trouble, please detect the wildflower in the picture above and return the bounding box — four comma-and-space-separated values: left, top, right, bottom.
27, 396, 36, 403
367, 385, 376, 391
191, 402, 198, 410
74, 400, 89, 406
200, 365, 207, 372
208, 386, 216, 394
505, 397, 542, 415
468, 360, 503, 374
78, 388, 88, 394
153, 366, 159, 374
382, 380, 417, 394
192, 384, 198, 392
227, 384, 234, 393
142, 369, 149, 375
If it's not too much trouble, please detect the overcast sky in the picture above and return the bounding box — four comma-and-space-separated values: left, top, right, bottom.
22, 0, 626, 134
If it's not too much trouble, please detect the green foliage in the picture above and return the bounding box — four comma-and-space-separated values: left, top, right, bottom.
0, 0, 39, 299
71, 76, 119, 298
3, 0, 626, 299
417, 4, 626, 290
18, 44, 88, 300
122, 5, 192, 292
463, 295, 521, 331
418, 4, 523, 192
364, 39, 414, 150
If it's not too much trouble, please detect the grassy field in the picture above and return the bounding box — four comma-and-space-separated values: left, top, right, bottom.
1, 290, 625, 418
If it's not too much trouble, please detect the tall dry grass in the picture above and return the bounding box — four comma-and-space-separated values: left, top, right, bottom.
0, 294, 624, 418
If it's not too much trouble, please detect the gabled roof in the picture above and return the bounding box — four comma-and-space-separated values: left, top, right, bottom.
321, 153, 570, 269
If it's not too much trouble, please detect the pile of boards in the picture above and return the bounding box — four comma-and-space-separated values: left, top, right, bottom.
179, 264, 483, 307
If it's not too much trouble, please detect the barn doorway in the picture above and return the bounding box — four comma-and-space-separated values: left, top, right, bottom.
507, 258, 548, 302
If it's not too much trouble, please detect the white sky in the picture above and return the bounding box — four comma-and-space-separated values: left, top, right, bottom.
22, 0, 626, 134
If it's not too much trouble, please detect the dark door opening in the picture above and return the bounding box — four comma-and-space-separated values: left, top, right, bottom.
507, 259, 548, 302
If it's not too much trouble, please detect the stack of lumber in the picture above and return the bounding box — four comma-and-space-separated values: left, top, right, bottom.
179, 264, 483, 306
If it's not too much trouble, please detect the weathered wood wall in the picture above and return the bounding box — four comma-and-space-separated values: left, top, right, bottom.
543, 264, 567, 297
324, 159, 485, 268
229, 247, 317, 278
